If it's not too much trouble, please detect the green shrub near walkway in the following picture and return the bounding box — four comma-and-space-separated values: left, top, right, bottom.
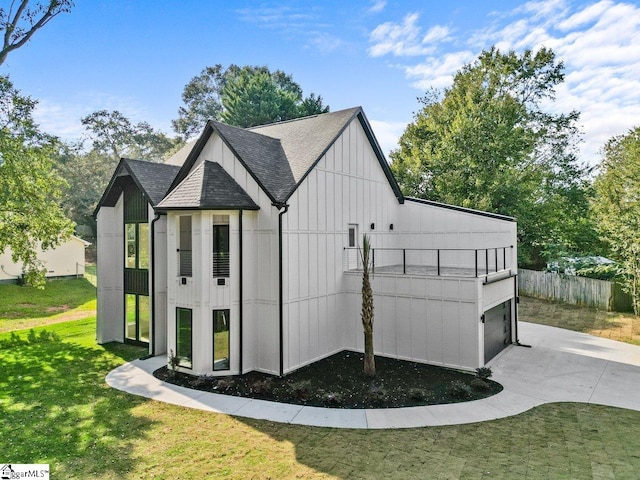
1, 319, 640, 479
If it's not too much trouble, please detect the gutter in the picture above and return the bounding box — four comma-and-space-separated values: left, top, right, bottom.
239, 210, 243, 374
513, 274, 530, 348
277, 203, 289, 376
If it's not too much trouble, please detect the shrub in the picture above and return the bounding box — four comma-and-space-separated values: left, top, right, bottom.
408, 388, 427, 401
216, 378, 236, 392
368, 384, 388, 405
289, 380, 312, 401
322, 392, 343, 406
168, 350, 180, 375
251, 378, 273, 395
475, 367, 492, 380
470, 378, 490, 391
449, 380, 473, 399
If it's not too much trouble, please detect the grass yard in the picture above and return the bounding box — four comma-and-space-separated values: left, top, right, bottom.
2, 319, 640, 479
520, 295, 640, 345
0, 278, 96, 333
2, 281, 640, 478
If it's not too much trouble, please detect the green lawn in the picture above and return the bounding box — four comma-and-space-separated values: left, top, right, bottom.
2, 282, 640, 478
2, 319, 640, 479
0, 278, 96, 332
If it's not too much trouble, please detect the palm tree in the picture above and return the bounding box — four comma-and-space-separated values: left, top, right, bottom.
360, 234, 375, 377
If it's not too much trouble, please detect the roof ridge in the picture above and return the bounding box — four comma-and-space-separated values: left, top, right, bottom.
248, 106, 361, 130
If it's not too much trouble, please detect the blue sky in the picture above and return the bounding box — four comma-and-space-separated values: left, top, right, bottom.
2, 0, 639, 165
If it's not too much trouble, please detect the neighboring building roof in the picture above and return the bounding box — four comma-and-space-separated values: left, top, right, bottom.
157, 161, 259, 211
168, 107, 404, 206
95, 158, 181, 213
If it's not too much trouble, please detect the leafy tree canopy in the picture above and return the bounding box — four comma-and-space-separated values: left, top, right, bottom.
390, 47, 598, 267
56, 110, 181, 238
172, 64, 329, 136
592, 126, 640, 314
0, 75, 74, 286
0, 0, 73, 66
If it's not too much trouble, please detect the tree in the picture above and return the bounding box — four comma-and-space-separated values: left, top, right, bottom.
360, 234, 375, 377
0, 0, 73, 66
592, 127, 640, 315
56, 110, 181, 238
0, 75, 74, 286
172, 64, 329, 135
390, 47, 596, 267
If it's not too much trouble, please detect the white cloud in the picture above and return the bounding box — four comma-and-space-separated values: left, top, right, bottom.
368, 0, 640, 165
33, 93, 164, 143
368, 13, 450, 57
368, 0, 386, 14
369, 119, 408, 157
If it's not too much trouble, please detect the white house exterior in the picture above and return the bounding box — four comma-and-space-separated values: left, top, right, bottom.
95, 107, 518, 376
0, 235, 90, 283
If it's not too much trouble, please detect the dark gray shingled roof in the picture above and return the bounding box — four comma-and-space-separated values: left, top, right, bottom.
95, 158, 181, 213
124, 159, 181, 205
168, 107, 404, 206
157, 161, 259, 211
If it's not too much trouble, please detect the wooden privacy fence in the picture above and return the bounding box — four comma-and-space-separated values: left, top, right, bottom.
518, 269, 633, 312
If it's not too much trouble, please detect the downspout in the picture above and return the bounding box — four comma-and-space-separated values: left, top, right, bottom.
239, 210, 243, 374
277, 203, 289, 377
149, 211, 163, 357
514, 274, 530, 348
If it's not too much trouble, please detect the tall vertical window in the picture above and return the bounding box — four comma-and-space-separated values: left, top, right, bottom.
178, 216, 192, 277
126, 224, 137, 268
212, 224, 230, 278
138, 223, 149, 269
176, 307, 192, 368
125, 293, 150, 344
213, 309, 230, 371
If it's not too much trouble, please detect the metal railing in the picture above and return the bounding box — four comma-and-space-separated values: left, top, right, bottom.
343, 246, 513, 278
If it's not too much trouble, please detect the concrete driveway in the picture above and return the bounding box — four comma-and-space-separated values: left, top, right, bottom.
106, 322, 640, 429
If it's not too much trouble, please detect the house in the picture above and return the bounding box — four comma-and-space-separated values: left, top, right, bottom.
0, 235, 90, 283
95, 107, 518, 376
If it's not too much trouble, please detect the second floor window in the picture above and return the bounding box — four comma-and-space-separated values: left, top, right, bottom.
212, 224, 230, 278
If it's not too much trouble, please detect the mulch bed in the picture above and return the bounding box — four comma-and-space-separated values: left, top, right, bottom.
154, 350, 502, 409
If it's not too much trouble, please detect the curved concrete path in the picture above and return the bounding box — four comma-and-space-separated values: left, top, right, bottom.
106, 322, 640, 429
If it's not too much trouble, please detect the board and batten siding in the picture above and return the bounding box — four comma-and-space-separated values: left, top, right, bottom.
280, 118, 402, 373
165, 132, 280, 375
96, 195, 124, 344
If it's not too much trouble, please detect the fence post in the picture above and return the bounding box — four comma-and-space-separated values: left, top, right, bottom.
437, 249, 441, 276
485, 250, 489, 275
475, 250, 478, 277
372, 249, 375, 272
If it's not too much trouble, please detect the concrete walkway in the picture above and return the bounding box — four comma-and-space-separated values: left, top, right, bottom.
106, 322, 640, 429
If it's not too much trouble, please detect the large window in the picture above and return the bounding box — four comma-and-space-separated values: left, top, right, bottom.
178, 216, 192, 277
212, 224, 230, 278
125, 223, 149, 270
213, 309, 230, 371
176, 308, 192, 368
126, 293, 150, 344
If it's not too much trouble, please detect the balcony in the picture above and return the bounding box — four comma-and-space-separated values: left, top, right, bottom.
343, 246, 514, 278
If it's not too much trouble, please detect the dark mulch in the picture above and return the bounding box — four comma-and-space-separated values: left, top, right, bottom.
154, 350, 502, 409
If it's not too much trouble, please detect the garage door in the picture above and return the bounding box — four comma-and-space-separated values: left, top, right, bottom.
484, 300, 512, 362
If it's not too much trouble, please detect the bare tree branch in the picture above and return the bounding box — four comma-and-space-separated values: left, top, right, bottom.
0, 0, 73, 66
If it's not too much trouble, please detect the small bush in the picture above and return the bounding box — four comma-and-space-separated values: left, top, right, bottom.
289, 380, 312, 401
251, 378, 273, 395
322, 392, 343, 406
408, 388, 427, 401
216, 378, 236, 392
475, 367, 493, 380
168, 350, 180, 374
368, 384, 388, 405
470, 378, 490, 391
449, 380, 473, 399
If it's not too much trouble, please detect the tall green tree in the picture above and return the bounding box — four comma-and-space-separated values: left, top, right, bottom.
56, 110, 180, 238
0, 0, 73, 66
0, 76, 74, 286
391, 47, 596, 267
172, 64, 329, 135
592, 127, 640, 315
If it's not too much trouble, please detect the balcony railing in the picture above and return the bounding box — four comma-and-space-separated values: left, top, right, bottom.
343, 246, 514, 278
